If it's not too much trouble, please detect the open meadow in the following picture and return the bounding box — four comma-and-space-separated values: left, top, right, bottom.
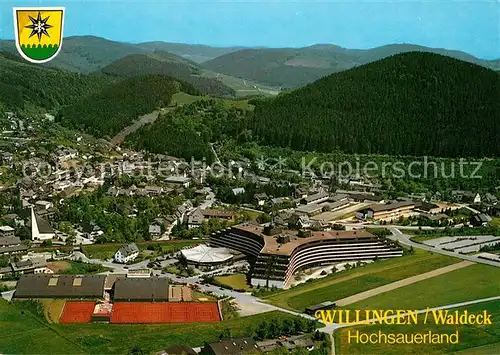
0, 300, 304, 355
263, 250, 459, 311
335, 300, 500, 355
346, 263, 500, 311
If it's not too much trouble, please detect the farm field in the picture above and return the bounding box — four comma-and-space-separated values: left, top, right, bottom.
335, 300, 500, 355
264, 250, 459, 311
214, 274, 250, 291
0, 300, 303, 354
346, 264, 500, 311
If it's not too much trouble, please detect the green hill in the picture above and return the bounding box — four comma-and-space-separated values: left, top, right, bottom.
40, 36, 147, 74
58, 75, 198, 137
249, 52, 500, 157
203, 44, 500, 88
136, 41, 245, 63
125, 98, 252, 162
99, 53, 235, 96
0, 36, 243, 73
0, 51, 111, 111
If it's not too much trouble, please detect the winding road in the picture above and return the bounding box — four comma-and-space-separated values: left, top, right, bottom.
389, 228, 500, 268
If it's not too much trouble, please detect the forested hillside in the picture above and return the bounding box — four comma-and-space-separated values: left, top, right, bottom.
58, 75, 198, 138
0, 51, 112, 111
100, 54, 235, 96
126, 99, 251, 161
249, 52, 500, 157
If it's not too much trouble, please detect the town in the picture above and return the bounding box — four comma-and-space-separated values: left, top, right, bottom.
0, 108, 499, 355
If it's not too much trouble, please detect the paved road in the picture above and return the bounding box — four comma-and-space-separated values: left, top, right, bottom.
110, 110, 160, 146
71, 251, 151, 272
389, 228, 500, 268
341, 223, 446, 231
334, 261, 473, 306
210, 143, 221, 164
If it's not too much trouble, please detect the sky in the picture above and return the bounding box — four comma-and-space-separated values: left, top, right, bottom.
0, 0, 498, 59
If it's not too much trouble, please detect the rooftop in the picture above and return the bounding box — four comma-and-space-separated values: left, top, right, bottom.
15, 274, 106, 298
181, 244, 233, 264
206, 337, 261, 355
114, 277, 169, 301
367, 201, 416, 213
232, 223, 377, 256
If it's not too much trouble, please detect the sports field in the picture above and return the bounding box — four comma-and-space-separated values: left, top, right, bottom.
263, 250, 459, 311
59, 302, 96, 324
335, 300, 500, 355
110, 302, 220, 323
0, 300, 302, 354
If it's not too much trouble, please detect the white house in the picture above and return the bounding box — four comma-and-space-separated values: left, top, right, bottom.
35, 200, 54, 210
114, 243, 140, 264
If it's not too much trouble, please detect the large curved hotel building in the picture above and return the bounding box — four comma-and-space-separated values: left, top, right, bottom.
210, 223, 403, 288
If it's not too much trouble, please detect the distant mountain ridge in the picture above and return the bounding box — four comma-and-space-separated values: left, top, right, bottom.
203, 43, 500, 87
0, 36, 246, 73
0, 35, 498, 88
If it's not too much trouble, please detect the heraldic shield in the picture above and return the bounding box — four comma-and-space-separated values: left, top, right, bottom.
13, 7, 65, 63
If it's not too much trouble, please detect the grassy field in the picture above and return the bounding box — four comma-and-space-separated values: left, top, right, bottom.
0, 299, 303, 354
61, 261, 111, 275
82, 240, 199, 260
490, 217, 500, 228
201, 70, 280, 97
214, 274, 250, 291
39, 299, 66, 324
453, 342, 500, 354
335, 300, 500, 355
264, 250, 459, 311
0, 300, 86, 354
170, 92, 202, 106
346, 264, 500, 311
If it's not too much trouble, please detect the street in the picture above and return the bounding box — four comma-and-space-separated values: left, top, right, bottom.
389, 228, 500, 268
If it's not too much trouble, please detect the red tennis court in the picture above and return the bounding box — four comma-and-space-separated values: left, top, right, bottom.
110, 302, 220, 324
59, 301, 95, 324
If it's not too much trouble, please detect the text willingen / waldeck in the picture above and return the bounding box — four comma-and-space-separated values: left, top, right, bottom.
315, 309, 493, 326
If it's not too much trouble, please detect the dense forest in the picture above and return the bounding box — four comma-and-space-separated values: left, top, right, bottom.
126, 99, 251, 162
249, 52, 500, 157
100, 53, 236, 96
58, 75, 198, 137
0, 52, 111, 111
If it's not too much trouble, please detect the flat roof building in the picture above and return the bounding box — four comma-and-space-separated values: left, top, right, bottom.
113, 277, 169, 301
14, 274, 106, 298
